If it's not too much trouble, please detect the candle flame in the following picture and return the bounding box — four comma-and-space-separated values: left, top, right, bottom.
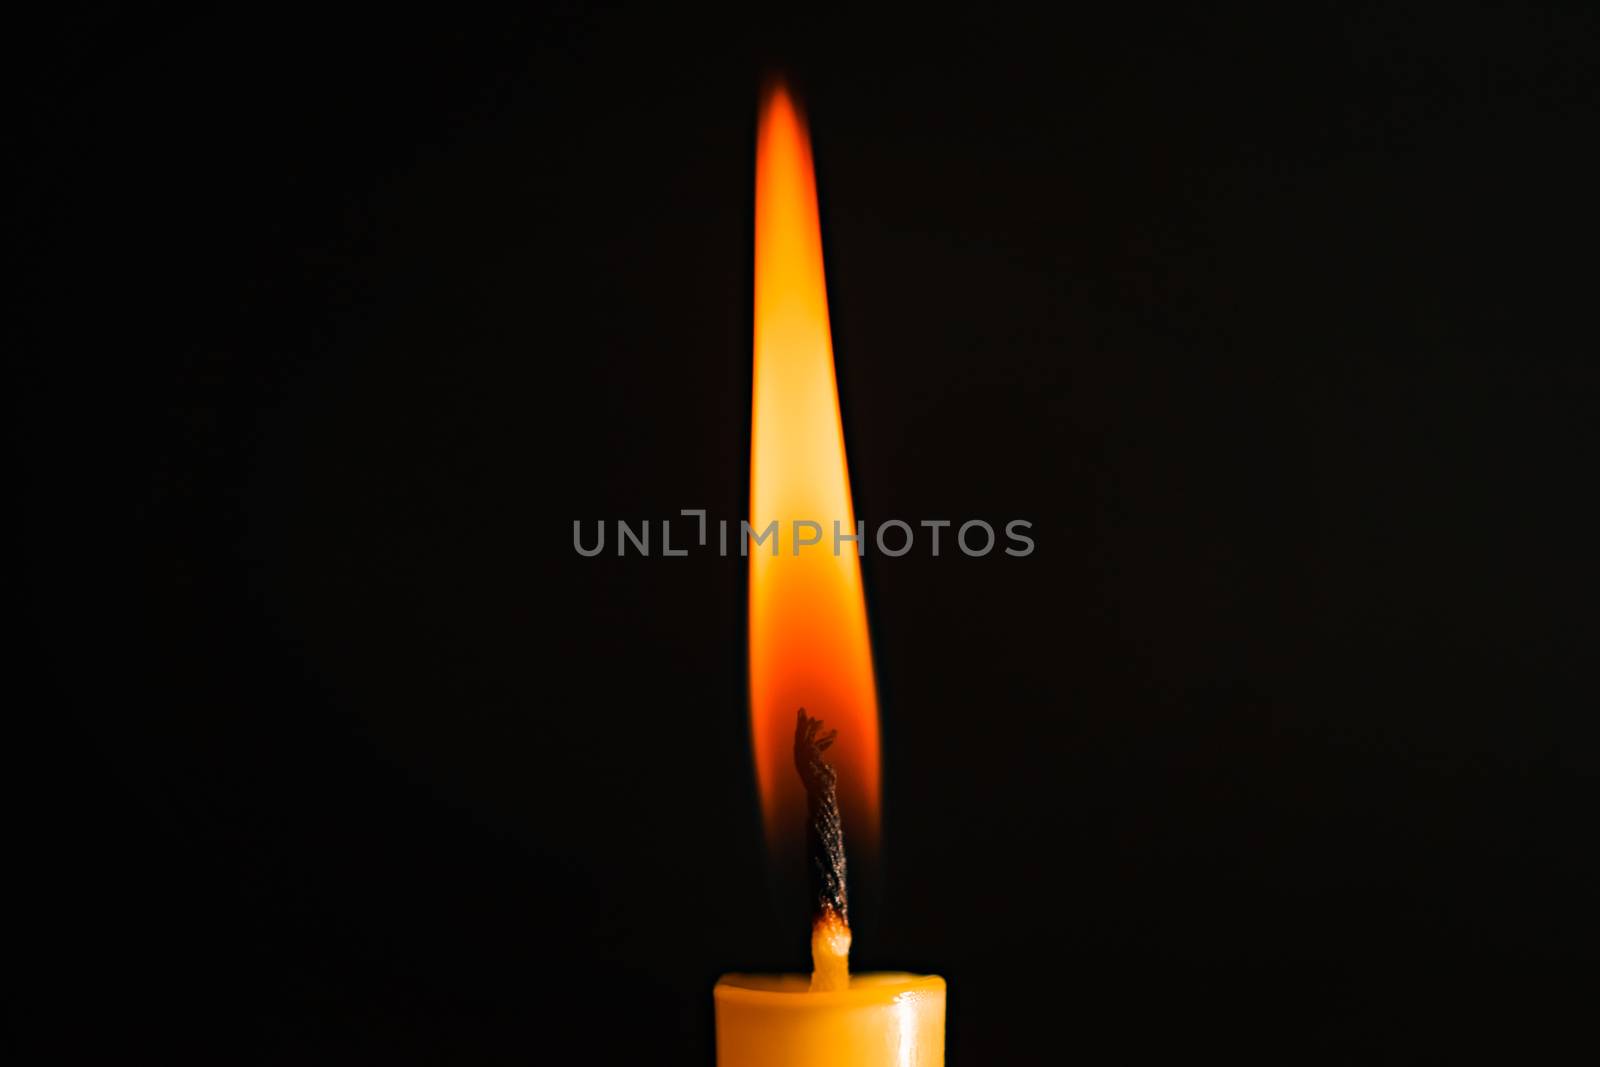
749, 81, 881, 852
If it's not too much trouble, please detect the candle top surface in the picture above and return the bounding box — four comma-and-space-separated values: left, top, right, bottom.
715, 973, 945, 1006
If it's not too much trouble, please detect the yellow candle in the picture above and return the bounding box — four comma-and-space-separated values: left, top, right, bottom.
714, 973, 947, 1067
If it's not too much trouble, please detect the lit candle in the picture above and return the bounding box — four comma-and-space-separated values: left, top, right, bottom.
714, 81, 946, 1067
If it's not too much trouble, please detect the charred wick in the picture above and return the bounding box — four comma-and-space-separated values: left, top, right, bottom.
793, 708, 848, 928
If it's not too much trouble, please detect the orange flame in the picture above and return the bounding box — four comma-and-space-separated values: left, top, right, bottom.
749, 82, 881, 850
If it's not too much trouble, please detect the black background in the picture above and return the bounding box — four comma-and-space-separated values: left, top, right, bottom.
11, 4, 1600, 1062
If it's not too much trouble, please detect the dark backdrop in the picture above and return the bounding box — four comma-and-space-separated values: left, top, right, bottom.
11, 4, 1599, 1062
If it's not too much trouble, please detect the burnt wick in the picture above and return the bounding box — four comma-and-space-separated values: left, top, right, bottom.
794, 707, 851, 991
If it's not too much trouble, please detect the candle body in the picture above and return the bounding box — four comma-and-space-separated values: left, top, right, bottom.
714, 973, 945, 1067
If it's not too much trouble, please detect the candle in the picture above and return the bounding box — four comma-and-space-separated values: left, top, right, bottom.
715, 80, 946, 1067
714, 974, 947, 1067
